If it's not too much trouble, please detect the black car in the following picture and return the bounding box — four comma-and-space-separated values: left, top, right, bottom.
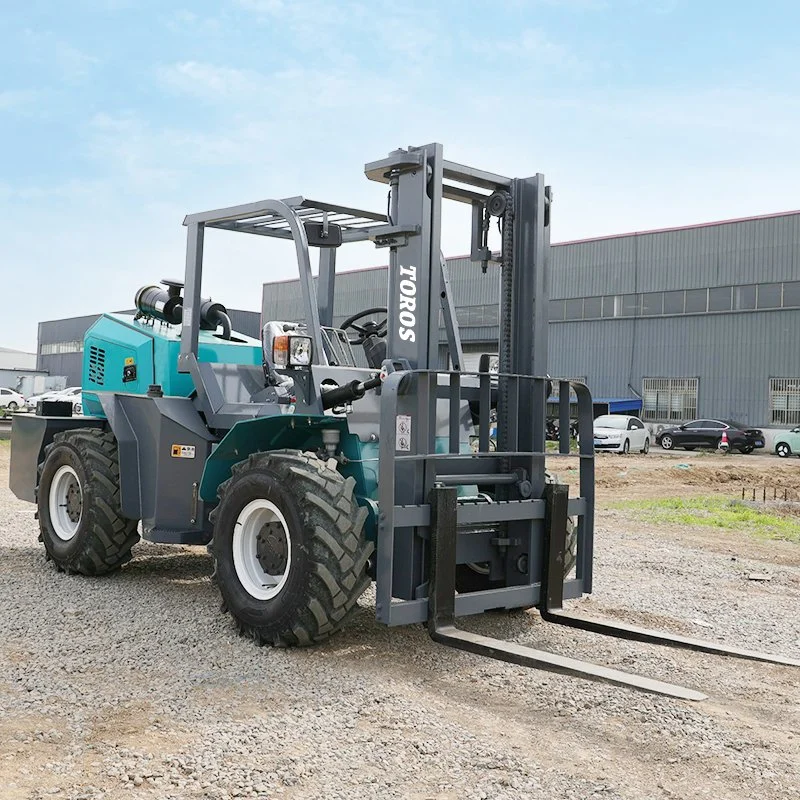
656, 419, 765, 454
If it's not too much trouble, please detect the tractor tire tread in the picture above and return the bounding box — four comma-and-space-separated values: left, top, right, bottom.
37, 428, 139, 575
214, 449, 373, 647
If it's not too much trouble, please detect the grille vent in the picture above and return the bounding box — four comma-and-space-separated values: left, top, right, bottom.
88, 346, 106, 386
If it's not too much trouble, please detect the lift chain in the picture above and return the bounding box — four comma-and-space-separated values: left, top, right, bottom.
497, 191, 514, 458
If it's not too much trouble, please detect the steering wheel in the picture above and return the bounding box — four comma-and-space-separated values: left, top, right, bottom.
340, 306, 388, 346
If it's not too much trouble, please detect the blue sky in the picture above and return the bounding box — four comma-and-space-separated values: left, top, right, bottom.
1, 0, 799, 351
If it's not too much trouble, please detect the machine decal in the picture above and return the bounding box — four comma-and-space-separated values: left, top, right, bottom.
171, 444, 196, 459
398, 265, 417, 342
395, 414, 411, 451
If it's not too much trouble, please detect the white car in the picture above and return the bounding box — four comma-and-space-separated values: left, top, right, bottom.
0, 387, 26, 412
26, 386, 83, 414
592, 414, 650, 454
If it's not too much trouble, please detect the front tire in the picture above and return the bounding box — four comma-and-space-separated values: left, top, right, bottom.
660, 435, 674, 450
621, 439, 630, 455
37, 429, 140, 574
210, 450, 373, 647
776, 442, 792, 458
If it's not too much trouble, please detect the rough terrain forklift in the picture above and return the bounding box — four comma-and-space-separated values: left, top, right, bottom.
10, 143, 798, 700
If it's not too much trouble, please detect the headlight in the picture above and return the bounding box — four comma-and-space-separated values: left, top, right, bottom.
273, 335, 313, 367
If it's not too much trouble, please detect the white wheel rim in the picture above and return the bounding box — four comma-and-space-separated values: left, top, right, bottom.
49, 465, 82, 541
233, 499, 292, 600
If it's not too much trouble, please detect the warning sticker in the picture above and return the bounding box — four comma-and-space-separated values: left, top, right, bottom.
396, 415, 412, 452
171, 444, 196, 459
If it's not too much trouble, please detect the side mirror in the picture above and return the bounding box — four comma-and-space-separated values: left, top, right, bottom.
304, 221, 343, 248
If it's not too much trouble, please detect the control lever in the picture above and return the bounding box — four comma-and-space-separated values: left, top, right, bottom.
321, 375, 382, 410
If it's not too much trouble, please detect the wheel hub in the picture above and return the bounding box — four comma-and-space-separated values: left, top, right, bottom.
255, 521, 289, 575
65, 480, 82, 523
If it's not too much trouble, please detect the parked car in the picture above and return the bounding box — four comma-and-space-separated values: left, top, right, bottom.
656, 419, 764, 454
774, 427, 800, 458
546, 416, 579, 441
592, 414, 650, 454
25, 386, 83, 414
25, 390, 59, 410
0, 387, 26, 412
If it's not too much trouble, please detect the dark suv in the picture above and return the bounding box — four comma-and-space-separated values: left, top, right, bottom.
656, 419, 765, 454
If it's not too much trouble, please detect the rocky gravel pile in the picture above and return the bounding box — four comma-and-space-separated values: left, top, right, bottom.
1, 443, 798, 799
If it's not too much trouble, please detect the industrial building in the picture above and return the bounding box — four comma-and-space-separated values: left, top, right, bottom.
37, 309, 261, 387
0, 346, 48, 396
262, 210, 800, 429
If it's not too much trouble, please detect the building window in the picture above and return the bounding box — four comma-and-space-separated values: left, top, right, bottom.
642, 377, 699, 422
620, 294, 639, 316
456, 304, 500, 327
708, 286, 732, 312
583, 296, 602, 319
39, 341, 84, 356
784, 281, 800, 307
769, 378, 800, 426
663, 291, 684, 315
685, 289, 708, 314
564, 298, 583, 320
640, 292, 662, 316
734, 285, 756, 310
757, 282, 782, 309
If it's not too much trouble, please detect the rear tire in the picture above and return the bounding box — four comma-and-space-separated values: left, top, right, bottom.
776, 442, 791, 458
7, 401, 18, 412
641, 438, 650, 454
37, 428, 140, 574
210, 450, 373, 646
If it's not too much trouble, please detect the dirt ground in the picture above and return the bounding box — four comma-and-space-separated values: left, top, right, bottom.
1, 442, 798, 799
589, 450, 800, 500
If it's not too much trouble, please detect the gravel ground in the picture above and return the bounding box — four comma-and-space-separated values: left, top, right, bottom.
1, 442, 799, 800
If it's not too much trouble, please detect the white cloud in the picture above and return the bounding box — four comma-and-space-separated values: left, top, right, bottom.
157, 61, 261, 97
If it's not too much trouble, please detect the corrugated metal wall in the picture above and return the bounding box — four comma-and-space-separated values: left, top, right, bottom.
551, 212, 800, 297
549, 310, 800, 424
